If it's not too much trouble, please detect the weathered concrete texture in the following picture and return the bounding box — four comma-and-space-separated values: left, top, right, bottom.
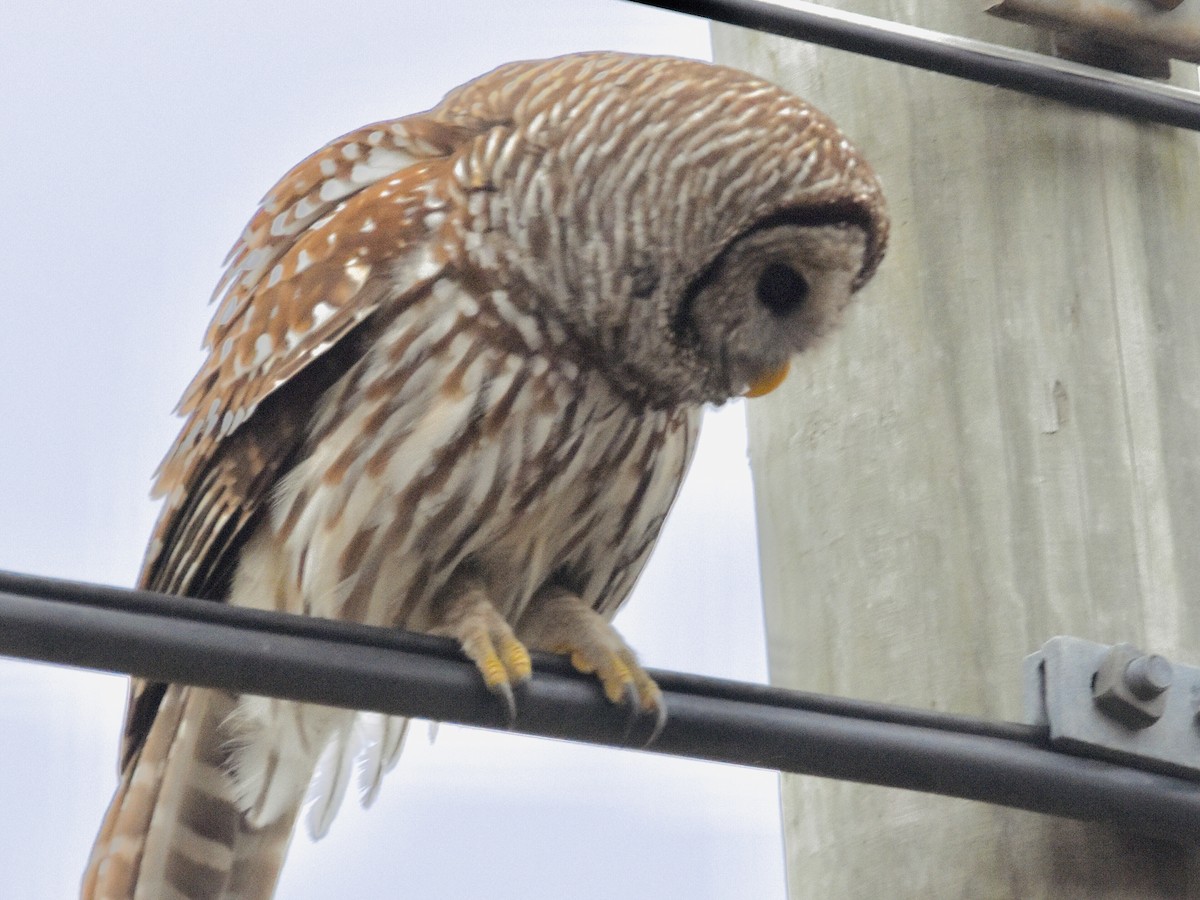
714, 5, 1200, 897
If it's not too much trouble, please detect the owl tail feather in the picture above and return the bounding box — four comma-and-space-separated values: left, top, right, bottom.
82, 685, 300, 900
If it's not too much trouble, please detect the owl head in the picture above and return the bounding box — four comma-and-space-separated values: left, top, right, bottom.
439, 52, 888, 407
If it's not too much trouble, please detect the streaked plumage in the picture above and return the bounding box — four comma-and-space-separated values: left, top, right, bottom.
83, 51, 887, 899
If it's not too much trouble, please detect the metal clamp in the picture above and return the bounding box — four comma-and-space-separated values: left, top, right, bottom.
989, 0, 1200, 76
1025, 636, 1200, 779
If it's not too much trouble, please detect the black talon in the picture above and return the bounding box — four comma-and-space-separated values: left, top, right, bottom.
491, 680, 518, 726
616, 681, 642, 742
644, 699, 668, 746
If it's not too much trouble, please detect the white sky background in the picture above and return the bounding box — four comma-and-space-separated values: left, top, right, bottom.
0, 3, 787, 897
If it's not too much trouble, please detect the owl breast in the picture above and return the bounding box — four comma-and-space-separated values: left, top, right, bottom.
228, 274, 700, 634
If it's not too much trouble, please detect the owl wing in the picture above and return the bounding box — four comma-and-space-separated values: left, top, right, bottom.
122, 116, 479, 771
145, 115, 483, 592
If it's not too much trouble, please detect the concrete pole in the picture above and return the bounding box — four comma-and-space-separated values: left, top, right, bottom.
713, 6, 1200, 897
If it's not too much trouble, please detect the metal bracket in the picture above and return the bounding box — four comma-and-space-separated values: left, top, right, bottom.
988, 0, 1200, 76
1025, 636, 1200, 779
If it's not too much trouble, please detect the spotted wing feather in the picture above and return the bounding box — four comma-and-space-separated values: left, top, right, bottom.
125, 122, 485, 769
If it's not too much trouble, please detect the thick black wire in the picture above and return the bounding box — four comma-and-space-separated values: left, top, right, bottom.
0, 570, 1039, 743
1, 570, 1198, 842
627, 0, 1200, 131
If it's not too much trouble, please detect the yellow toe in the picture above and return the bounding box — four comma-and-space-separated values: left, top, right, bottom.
500, 636, 533, 681
600, 658, 635, 704
568, 650, 596, 674
478, 650, 508, 690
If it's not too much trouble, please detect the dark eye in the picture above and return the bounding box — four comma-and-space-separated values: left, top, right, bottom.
755, 263, 809, 317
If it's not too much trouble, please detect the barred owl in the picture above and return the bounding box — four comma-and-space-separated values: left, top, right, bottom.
83, 52, 887, 899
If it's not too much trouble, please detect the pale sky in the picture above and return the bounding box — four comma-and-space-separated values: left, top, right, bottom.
0, 2, 787, 897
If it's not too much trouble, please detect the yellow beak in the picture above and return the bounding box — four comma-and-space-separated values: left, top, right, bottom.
744, 362, 790, 398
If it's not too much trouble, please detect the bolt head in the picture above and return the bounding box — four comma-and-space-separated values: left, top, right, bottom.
1125, 654, 1173, 700
1093, 644, 1170, 729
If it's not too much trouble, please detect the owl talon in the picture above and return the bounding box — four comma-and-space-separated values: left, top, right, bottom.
622, 657, 666, 742
519, 588, 666, 739
430, 583, 532, 722
491, 680, 517, 723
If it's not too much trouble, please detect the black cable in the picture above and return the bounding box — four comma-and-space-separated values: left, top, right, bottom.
0, 569, 1041, 742
627, 0, 1200, 131
1, 571, 1197, 842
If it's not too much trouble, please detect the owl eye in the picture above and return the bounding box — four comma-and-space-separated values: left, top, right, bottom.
755, 263, 809, 316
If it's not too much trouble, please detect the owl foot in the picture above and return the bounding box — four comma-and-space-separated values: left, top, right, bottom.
519, 588, 665, 740
430, 581, 532, 722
